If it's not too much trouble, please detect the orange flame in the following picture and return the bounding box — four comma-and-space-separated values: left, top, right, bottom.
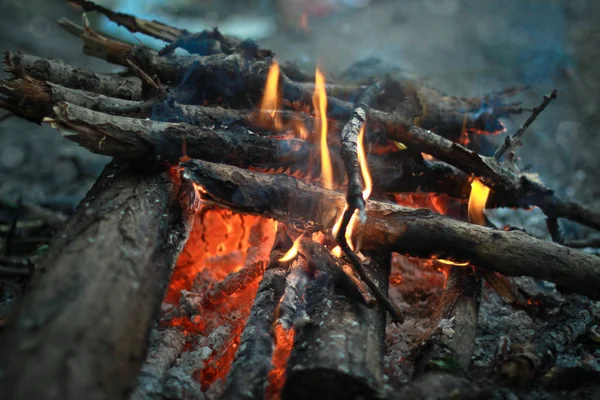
279, 236, 301, 262
266, 324, 295, 399
313, 66, 333, 190
468, 179, 490, 226
436, 258, 470, 267
358, 124, 372, 200
258, 61, 282, 129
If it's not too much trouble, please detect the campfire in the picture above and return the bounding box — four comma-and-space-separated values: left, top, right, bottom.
1, 1, 599, 399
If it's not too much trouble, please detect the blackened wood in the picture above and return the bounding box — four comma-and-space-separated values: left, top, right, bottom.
414, 267, 482, 377
0, 161, 193, 400
182, 160, 600, 300
221, 230, 290, 399
282, 250, 390, 400
4, 51, 142, 100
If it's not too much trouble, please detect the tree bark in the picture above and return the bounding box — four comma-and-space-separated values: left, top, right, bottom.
0, 161, 193, 400
4, 51, 142, 100
182, 159, 600, 300
282, 250, 390, 400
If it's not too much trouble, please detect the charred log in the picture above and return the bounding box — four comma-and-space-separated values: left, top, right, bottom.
0, 161, 193, 400
282, 250, 390, 400
182, 160, 600, 300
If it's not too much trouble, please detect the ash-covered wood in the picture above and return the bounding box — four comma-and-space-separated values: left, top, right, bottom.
414, 267, 482, 377
282, 250, 390, 400
182, 160, 600, 300
131, 327, 187, 400
497, 297, 595, 386
221, 229, 290, 399
4, 51, 142, 100
0, 161, 193, 400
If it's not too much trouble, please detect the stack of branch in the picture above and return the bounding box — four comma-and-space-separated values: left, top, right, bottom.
1, 1, 600, 399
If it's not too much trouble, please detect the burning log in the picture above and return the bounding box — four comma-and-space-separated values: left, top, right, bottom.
221, 229, 290, 399
182, 160, 600, 300
0, 161, 193, 400
282, 250, 390, 400
497, 297, 595, 386
4, 51, 142, 100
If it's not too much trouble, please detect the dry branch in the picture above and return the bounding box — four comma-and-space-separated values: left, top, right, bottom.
282, 250, 390, 400
4, 51, 142, 100
182, 160, 600, 300
493, 89, 558, 162
0, 161, 193, 400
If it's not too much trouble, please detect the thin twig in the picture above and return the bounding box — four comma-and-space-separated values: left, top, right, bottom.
493, 89, 558, 161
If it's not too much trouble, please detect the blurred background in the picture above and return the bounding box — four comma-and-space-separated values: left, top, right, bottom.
0, 0, 598, 220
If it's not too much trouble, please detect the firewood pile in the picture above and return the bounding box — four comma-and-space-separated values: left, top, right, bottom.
0, 1, 599, 399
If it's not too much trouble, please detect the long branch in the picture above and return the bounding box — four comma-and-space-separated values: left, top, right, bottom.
182, 160, 600, 300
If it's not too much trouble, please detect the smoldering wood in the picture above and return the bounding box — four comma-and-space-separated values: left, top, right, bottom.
0, 161, 193, 400
221, 230, 290, 399
182, 159, 600, 300
276, 257, 310, 329
131, 327, 187, 400
282, 250, 390, 400
413, 267, 482, 377
497, 297, 595, 386
4, 51, 142, 100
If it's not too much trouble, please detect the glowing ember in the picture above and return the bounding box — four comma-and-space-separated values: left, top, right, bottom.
468, 179, 491, 226
266, 323, 295, 399
257, 61, 282, 129
421, 152, 434, 161
279, 236, 301, 262
312, 66, 333, 190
